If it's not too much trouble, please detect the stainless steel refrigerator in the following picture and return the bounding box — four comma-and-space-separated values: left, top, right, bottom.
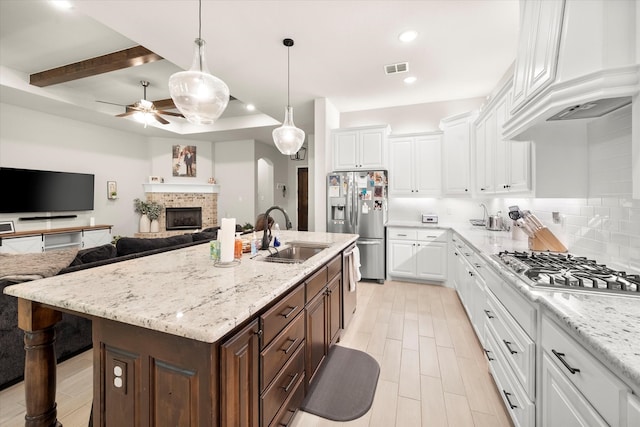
327, 170, 387, 283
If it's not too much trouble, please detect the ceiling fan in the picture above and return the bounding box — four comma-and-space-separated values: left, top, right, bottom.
104, 80, 184, 127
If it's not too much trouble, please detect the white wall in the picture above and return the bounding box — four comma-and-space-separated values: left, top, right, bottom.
313, 98, 340, 232
254, 141, 290, 227
0, 103, 150, 236
213, 139, 255, 225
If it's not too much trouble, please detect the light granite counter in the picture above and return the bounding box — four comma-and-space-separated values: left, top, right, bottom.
4, 231, 358, 344
387, 220, 640, 392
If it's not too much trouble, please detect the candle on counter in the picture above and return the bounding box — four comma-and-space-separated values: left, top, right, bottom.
219, 218, 236, 263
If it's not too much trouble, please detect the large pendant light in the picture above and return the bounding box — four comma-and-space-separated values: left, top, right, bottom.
272, 38, 305, 155
168, 0, 229, 125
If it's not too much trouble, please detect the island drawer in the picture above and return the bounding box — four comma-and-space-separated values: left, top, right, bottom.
262, 284, 304, 348
268, 373, 305, 427
305, 266, 328, 302
327, 254, 342, 281
261, 312, 305, 390
261, 343, 305, 427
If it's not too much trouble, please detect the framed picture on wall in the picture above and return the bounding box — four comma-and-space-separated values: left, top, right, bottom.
172, 145, 197, 177
107, 181, 118, 199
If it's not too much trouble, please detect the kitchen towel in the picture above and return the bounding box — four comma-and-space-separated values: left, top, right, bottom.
349, 246, 361, 292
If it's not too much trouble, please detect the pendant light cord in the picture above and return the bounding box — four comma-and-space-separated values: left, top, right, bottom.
197, 0, 203, 71
287, 45, 291, 108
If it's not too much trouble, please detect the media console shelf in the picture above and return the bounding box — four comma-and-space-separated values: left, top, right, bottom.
0, 225, 112, 253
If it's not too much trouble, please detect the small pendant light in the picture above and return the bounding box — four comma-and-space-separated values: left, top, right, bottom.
168, 0, 229, 125
273, 38, 305, 155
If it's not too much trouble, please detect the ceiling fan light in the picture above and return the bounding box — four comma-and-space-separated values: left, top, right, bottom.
133, 111, 151, 128
169, 38, 230, 125
273, 106, 305, 155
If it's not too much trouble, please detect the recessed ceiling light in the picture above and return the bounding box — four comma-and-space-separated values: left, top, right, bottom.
399, 30, 418, 43
50, 0, 73, 9
404, 76, 417, 84
246, 104, 256, 111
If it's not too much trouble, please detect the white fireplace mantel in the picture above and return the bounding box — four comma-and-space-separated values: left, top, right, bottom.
143, 183, 221, 194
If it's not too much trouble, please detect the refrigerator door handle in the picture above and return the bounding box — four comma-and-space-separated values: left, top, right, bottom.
352, 179, 358, 229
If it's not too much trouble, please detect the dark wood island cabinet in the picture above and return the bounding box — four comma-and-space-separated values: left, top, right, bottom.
5, 231, 357, 427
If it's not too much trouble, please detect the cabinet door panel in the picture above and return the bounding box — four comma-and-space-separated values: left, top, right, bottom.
414, 135, 441, 195
305, 293, 327, 386
527, 0, 564, 98
494, 100, 509, 193
0, 235, 43, 253
511, 0, 536, 112
328, 275, 341, 345
82, 229, 112, 248
388, 138, 414, 195
415, 242, 446, 281
359, 129, 385, 168
388, 240, 416, 277
508, 141, 531, 192
442, 119, 471, 195
221, 319, 260, 427
333, 132, 359, 170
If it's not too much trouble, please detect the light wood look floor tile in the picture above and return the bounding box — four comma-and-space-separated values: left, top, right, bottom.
0, 280, 514, 427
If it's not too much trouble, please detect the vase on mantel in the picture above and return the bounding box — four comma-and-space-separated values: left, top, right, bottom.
139, 214, 151, 233
150, 219, 160, 233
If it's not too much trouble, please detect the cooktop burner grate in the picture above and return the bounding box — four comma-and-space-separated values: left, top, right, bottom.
495, 251, 639, 296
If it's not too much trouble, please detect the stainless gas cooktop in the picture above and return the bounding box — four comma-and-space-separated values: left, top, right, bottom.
493, 251, 640, 296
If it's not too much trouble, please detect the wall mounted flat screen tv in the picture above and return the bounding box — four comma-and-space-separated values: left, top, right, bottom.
0, 167, 95, 213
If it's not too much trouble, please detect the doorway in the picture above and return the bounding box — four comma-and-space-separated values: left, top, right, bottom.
297, 167, 308, 231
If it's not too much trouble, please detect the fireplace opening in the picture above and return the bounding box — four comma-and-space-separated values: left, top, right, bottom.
166, 207, 202, 230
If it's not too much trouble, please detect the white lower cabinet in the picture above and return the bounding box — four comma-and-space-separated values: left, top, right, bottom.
628, 393, 640, 426
82, 228, 112, 248
0, 226, 112, 253
0, 235, 44, 253
541, 313, 629, 426
387, 228, 447, 282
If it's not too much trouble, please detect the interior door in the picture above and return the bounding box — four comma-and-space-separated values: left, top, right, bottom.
297, 167, 308, 231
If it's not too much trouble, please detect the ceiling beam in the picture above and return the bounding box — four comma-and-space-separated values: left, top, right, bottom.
29, 46, 163, 87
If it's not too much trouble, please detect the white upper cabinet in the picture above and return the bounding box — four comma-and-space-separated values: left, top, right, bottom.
505, 0, 638, 140
475, 78, 532, 196
388, 133, 441, 196
440, 111, 478, 196
510, 0, 565, 114
332, 125, 390, 170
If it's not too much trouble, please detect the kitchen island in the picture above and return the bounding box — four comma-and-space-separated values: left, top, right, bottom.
4, 230, 358, 427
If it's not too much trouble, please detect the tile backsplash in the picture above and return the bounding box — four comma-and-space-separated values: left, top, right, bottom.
388, 195, 640, 273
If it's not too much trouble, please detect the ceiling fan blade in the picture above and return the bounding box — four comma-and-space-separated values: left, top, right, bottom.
115, 111, 137, 118
153, 114, 170, 125
156, 110, 185, 118
96, 100, 127, 107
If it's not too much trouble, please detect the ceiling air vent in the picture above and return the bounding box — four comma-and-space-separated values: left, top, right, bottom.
384, 62, 409, 75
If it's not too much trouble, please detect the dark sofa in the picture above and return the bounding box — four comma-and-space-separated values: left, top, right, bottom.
0, 229, 218, 390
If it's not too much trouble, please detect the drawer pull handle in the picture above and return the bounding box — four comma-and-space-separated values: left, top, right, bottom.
279, 408, 297, 427
552, 350, 581, 374
484, 310, 495, 319
255, 329, 263, 336
397, 234, 407, 237
503, 340, 518, 354
484, 349, 494, 361
282, 372, 299, 393
281, 305, 299, 319
282, 338, 299, 355
502, 390, 518, 409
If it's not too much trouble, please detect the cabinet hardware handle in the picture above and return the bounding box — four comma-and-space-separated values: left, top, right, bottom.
474, 263, 482, 268
484, 309, 494, 319
255, 329, 263, 336
480, 188, 485, 191
454, 252, 458, 256
465, 188, 468, 192
281, 305, 299, 319
468, 271, 474, 277
552, 350, 581, 374
484, 349, 494, 361
282, 372, 299, 393
464, 252, 471, 256
503, 340, 518, 354
279, 408, 297, 427
398, 234, 407, 236
426, 235, 437, 238
282, 337, 299, 354
502, 390, 518, 409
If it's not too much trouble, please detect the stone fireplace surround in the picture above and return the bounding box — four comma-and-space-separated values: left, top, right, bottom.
134, 183, 219, 238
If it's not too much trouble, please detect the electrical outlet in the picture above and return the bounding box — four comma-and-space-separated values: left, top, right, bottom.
552, 212, 561, 224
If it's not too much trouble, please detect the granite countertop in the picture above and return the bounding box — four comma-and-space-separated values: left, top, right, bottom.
4, 231, 358, 344
388, 220, 640, 392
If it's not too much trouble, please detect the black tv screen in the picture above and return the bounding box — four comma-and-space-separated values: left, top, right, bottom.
0, 167, 95, 213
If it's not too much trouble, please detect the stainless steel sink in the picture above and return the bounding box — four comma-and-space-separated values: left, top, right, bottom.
260, 241, 331, 264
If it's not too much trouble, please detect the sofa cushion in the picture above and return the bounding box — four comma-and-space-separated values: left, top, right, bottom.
191, 231, 218, 242
69, 243, 117, 266
116, 235, 194, 257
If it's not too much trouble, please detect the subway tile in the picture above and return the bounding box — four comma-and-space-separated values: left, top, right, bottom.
620, 221, 640, 236
580, 206, 594, 217
602, 197, 621, 207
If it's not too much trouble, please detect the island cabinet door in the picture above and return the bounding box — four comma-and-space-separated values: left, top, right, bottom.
221, 318, 260, 427
305, 290, 328, 387
328, 274, 341, 346
92, 319, 216, 427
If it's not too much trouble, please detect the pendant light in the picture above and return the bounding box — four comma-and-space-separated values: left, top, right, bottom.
168, 0, 229, 125
272, 38, 305, 155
